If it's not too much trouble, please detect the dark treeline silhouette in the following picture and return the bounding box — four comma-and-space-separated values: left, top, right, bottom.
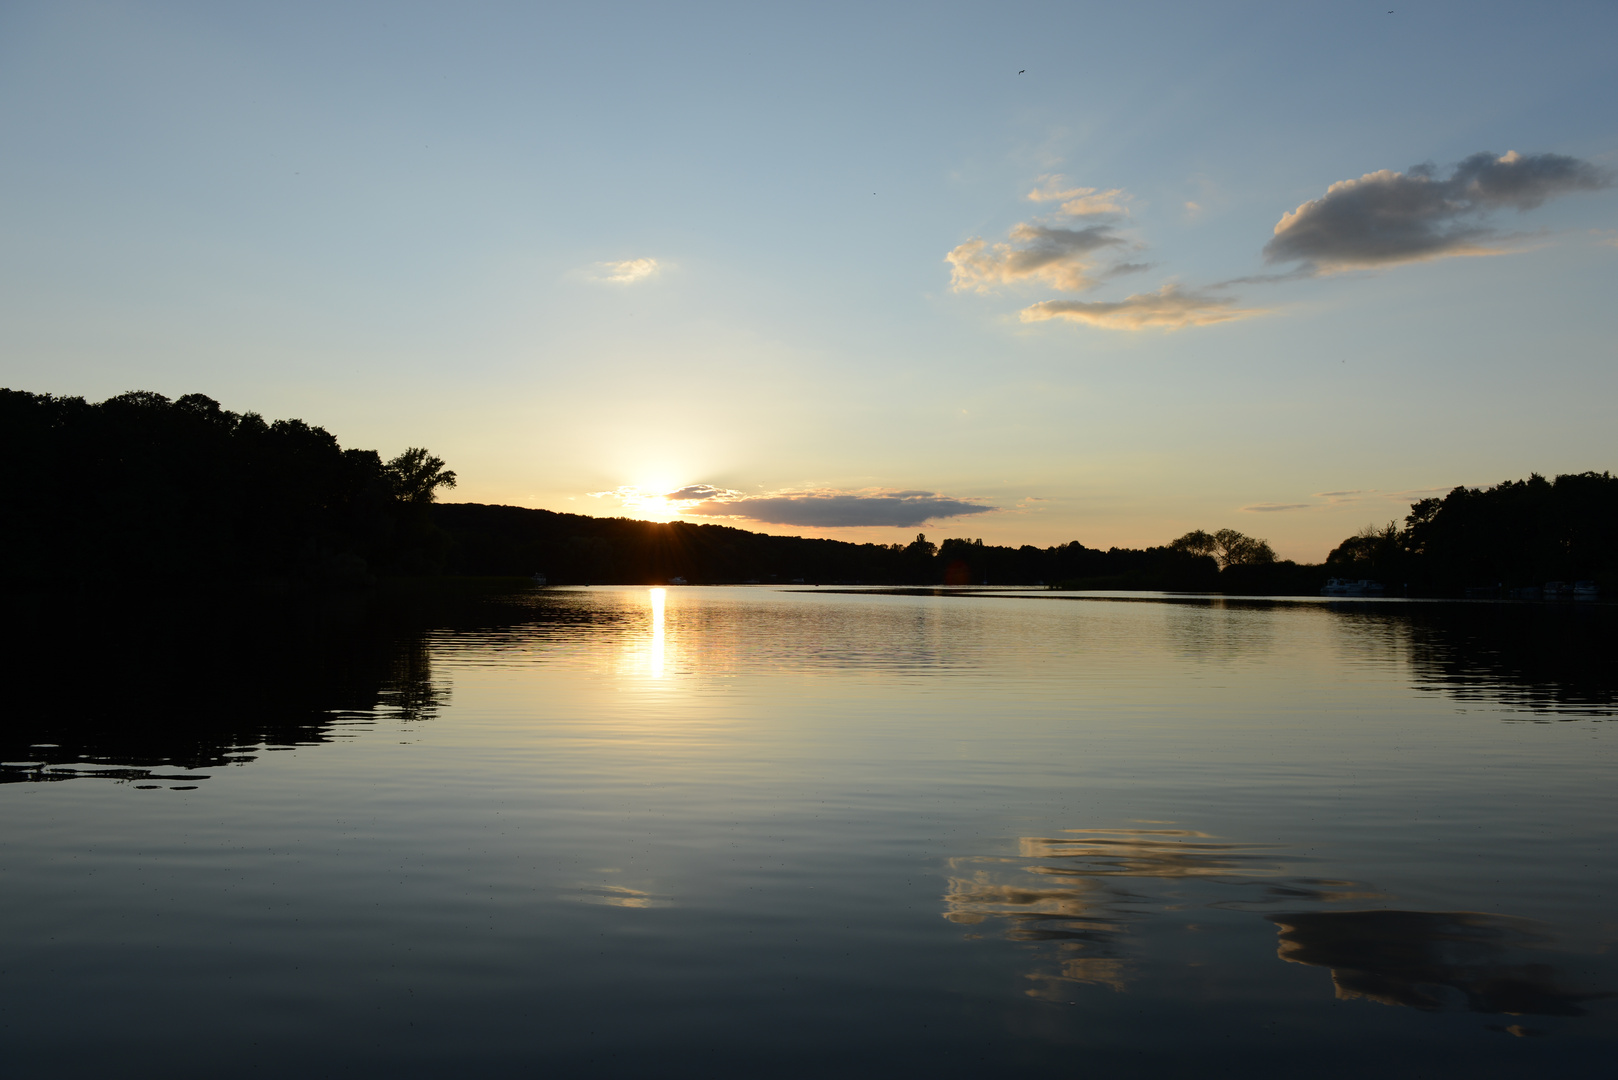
433, 503, 1232, 589
5, 389, 1610, 596
1326, 472, 1618, 595
2, 388, 457, 587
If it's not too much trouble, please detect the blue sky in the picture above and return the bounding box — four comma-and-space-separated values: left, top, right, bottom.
3, 1, 1615, 559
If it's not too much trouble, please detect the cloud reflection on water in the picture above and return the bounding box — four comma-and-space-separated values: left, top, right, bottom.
1269, 910, 1611, 1017
945, 827, 1298, 996
946, 825, 1608, 1019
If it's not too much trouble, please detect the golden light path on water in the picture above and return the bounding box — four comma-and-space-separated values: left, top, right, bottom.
649, 587, 666, 680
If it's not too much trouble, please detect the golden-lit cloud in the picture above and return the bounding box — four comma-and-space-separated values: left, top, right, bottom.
1026, 175, 1131, 216
946, 223, 1127, 293
1021, 283, 1260, 331
583, 257, 661, 283
1264, 151, 1611, 271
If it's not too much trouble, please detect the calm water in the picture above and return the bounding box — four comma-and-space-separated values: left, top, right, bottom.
3, 587, 1615, 1077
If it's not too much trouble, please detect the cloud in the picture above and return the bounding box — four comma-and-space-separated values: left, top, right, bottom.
584, 257, 661, 283
1026, 175, 1090, 202
682, 489, 997, 528
947, 223, 1127, 293
1264, 151, 1611, 271
1026, 176, 1130, 216
1020, 284, 1260, 331
663, 484, 733, 501
1231, 488, 1451, 514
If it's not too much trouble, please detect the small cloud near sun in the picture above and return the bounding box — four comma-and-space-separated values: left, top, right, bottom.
582, 257, 661, 284
664, 484, 735, 501
591, 484, 997, 528
686, 488, 997, 528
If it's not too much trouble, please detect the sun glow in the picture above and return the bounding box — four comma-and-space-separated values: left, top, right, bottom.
588, 481, 684, 521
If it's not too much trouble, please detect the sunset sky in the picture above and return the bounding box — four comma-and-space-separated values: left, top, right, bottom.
3, 1, 1615, 560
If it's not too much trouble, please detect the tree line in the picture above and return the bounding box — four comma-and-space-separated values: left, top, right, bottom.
5, 389, 1611, 596
432, 503, 1241, 589
1324, 472, 1618, 594
2, 389, 456, 587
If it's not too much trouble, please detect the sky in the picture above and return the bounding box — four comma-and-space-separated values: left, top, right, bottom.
2, 1, 1615, 561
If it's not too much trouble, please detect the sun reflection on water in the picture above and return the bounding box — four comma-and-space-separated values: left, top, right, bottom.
648, 587, 666, 679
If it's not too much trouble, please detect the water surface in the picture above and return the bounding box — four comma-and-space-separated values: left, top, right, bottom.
3, 587, 1614, 1077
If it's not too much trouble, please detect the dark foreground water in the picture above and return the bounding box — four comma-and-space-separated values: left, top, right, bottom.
3, 587, 1615, 1077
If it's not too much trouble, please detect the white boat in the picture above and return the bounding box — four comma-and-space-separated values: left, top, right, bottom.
1320, 578, 1385, 597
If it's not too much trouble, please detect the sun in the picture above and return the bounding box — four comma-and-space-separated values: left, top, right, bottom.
611, 473, 684, 521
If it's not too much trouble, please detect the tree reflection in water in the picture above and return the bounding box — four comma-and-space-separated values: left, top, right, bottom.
1328, 600, 1618, 717
0, 587, 554, 786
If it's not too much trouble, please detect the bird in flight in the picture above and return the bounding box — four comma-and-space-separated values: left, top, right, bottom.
1018, 69, 1026, 74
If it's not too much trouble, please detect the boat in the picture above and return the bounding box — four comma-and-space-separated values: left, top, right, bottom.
1320, 578, 1385, 597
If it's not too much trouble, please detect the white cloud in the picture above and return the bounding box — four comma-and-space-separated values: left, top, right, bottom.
584, 257, 661, 283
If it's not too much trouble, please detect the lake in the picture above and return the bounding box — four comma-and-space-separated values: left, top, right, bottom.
2, 586, 1614, 1077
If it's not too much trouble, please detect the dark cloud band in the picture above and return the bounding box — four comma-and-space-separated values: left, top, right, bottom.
684, 492, 996, 528
1264, 151, 1611, 270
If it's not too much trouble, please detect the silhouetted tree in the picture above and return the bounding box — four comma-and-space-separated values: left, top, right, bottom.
387, 448, 458, 505
1171, 528, 1275, 567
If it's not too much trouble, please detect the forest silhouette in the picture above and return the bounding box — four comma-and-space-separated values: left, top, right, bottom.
4, 388, 1613, 596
